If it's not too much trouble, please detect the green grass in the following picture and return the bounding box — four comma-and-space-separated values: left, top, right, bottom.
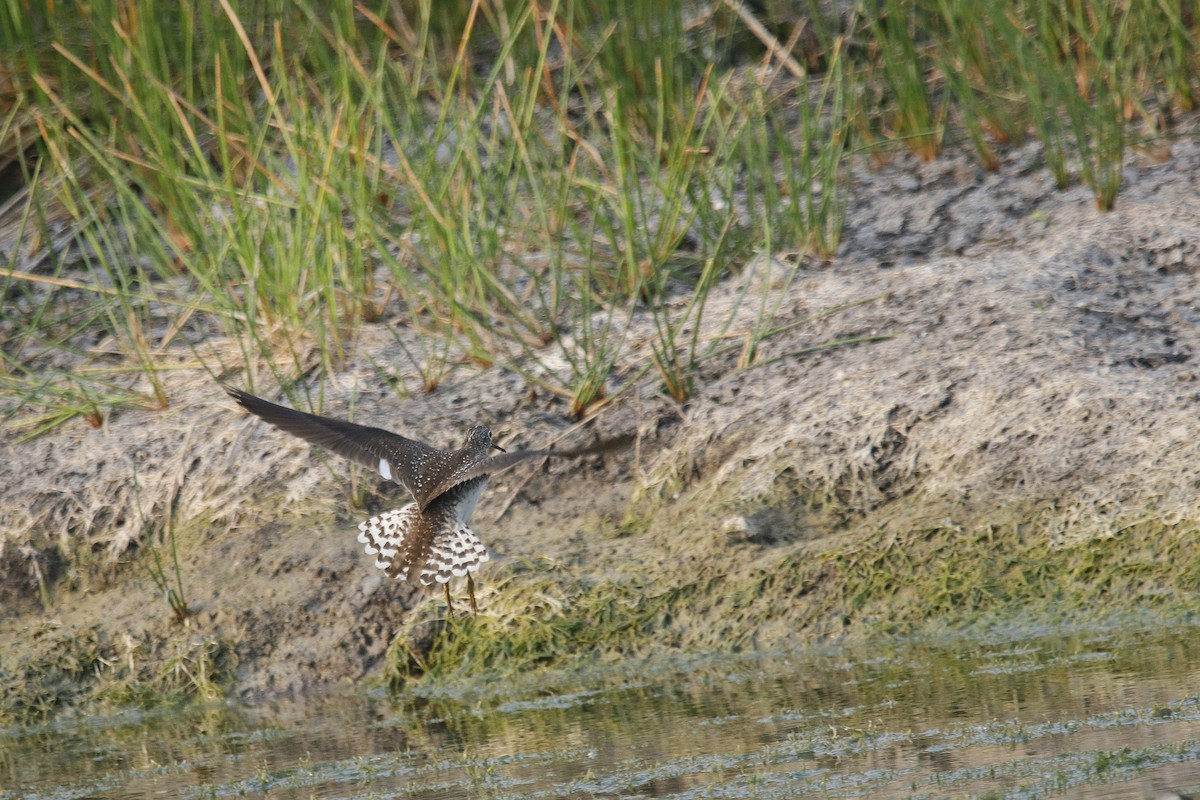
144, 510, 191, 625
0, 0, 1196, 505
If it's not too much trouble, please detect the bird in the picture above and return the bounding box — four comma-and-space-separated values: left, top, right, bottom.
224, 385, 625, 614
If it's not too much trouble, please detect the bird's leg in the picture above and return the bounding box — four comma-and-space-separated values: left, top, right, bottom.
443, 583, 454, 615
467, 574, 478, 616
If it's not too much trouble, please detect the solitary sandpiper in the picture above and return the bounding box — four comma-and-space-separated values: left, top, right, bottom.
225, 385, 624, 613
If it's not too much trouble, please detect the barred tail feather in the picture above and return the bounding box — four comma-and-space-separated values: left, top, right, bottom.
358, 504, 423, 582
357, 506, 489, 587
421, 525, 490, 586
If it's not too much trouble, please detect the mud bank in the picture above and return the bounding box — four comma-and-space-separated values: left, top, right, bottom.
5, 140, 1200, 719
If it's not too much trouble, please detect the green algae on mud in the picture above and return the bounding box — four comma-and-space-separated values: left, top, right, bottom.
378, 508, 1200, 693
0, 624, 236, 724
5, 493, 1200, 726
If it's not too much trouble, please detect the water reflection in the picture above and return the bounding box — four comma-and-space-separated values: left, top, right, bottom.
4, 623, 1200, 799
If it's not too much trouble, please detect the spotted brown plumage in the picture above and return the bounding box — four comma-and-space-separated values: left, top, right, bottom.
224, 385, 628, 613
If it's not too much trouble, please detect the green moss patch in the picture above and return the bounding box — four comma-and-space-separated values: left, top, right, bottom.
0, 625, 237, 725
387, 511, 1200, 690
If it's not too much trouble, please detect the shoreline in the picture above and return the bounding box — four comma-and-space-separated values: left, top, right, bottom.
6, 141, 1200, 721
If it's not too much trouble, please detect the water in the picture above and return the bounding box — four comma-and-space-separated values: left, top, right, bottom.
5, 622, 1200, 799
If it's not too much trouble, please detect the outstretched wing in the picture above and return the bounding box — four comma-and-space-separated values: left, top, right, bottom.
417, 432, 635, 511
225, 385, 438, 502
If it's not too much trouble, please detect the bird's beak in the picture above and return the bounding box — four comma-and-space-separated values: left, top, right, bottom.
493, 443, 506, 453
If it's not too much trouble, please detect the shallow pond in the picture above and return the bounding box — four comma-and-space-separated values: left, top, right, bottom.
5, 621, 1200, 799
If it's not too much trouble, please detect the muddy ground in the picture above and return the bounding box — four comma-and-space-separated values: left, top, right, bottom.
4, 134, 1200, 715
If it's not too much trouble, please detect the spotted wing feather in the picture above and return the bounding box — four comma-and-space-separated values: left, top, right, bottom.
225, 385, 439, 502
418, 433, 635, 511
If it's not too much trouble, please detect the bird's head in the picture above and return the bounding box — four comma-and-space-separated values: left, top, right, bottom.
464, 425, 506, 452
